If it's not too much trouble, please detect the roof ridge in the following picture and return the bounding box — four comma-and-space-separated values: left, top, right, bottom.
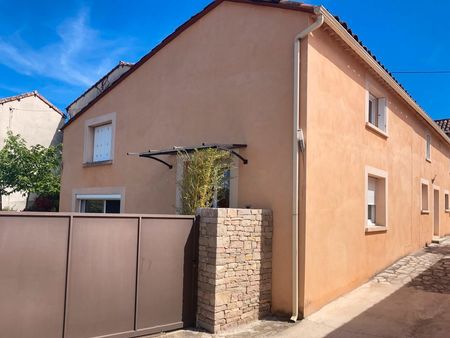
0, 91, 37, 104
0, 90, 63, 116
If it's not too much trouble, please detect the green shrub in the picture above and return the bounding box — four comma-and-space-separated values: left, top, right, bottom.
177, 148, 232, 215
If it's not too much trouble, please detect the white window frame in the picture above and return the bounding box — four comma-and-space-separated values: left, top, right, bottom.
76, 194, 121, 213
365, 166, 388, 232
365, 87, 388, 138
83, 112, 117, 165
71, 187, 125, 213
175, 153, 239, 213
425, 134, 431, 162
421, 178, 430, 214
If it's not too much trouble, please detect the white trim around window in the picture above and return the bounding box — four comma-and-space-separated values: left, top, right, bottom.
365, 87, 388, 138
83, 112, 117, 165
364, 166, 388, 233
421, 178, 430, 214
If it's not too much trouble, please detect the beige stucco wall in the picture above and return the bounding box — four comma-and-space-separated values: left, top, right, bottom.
301, 27, 450, 315
60, 2, 312, 314
60, 2, 450, 318
0, 95, 62, 210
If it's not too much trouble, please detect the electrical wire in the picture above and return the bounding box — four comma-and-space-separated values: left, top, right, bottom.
391, 71, 450, 74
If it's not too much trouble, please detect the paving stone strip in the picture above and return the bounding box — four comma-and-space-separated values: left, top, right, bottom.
373, 238, 450, 294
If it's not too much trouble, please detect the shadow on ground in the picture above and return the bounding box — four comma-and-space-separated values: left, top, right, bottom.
324, 245, 450, 338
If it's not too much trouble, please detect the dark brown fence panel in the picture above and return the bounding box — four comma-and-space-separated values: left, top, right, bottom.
64, 217, 139, 338
135, 218, 196, 334
0, 213, 196, 338
0, 216, 69, 338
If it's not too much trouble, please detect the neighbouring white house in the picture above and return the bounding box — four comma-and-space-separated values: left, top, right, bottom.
0, 91, 64, 210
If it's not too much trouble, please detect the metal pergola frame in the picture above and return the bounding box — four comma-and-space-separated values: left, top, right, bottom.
127, 143, 248, 169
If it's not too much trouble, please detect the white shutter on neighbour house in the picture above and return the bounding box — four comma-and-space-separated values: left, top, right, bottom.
377, 98, 387, 131
93, 124, 112, 162
368, 177, 376, 206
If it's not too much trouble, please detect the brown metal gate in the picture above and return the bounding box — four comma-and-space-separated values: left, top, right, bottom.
0, 213, 198, 338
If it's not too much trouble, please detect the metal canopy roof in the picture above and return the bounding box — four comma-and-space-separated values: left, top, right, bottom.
127, 143, 248, 169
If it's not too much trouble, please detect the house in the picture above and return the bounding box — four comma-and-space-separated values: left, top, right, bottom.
0, 91, 63, 210
59, 0, 450, 319
66, 61, 133, 118
435, 118, 450, 138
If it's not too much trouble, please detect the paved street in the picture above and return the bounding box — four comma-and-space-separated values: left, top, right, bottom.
283, 238, 450, 338
152, 238, 450, 337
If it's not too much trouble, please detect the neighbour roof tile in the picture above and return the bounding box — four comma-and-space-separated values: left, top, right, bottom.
435, 119, 450, 134
0, 91, 64, 116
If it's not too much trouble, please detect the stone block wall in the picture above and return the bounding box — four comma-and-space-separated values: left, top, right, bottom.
196, 208, 272, 333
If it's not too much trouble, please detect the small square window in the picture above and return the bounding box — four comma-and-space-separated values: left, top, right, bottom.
367, 92, 387, 132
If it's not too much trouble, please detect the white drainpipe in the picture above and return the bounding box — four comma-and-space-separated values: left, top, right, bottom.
291, 7, 324, 322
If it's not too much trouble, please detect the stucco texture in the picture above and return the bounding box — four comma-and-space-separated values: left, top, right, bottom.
60, 2, 311, 314
60, 1, 450, 318
302, 27, 450, 315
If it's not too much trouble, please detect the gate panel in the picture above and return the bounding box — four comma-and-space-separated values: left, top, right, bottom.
136, 218, 196, 332
65, 217, 139, 338
0, 216, 69, 338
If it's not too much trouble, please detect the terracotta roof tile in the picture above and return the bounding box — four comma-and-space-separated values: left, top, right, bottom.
435, 119, 450, 134
0, 91, 63, 116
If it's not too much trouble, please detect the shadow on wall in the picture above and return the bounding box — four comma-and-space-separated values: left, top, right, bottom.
50, 119, 65, 147
325, 245, 450, 338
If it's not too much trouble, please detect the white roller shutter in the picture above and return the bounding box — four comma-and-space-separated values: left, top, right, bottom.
377, 97, 387, 131
368, 177, 376, 206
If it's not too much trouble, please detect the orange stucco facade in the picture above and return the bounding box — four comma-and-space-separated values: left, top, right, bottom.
60, 1, 450, 317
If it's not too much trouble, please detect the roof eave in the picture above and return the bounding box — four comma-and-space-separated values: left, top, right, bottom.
0, 91, 63, 117
60, 0, 315, 131
318, 7, 450, 146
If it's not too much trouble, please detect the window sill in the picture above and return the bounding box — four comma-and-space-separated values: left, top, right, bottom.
365, 122, 388, 138
365, 226, 387, 233
426, 158, 431, 163
445, 209, 450, 213
83, 160, 113, 167
421, 209, 430, 215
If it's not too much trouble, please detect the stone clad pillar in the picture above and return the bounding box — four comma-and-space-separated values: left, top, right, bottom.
196, 208, 272, 333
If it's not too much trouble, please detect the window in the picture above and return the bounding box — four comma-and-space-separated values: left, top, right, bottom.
83, 112, 116, 164
367, 177, 377, 226
77, 194, 121, 213
212, 170, 231, 208
367, 92, 387, 132
445, 191, 450, 212
365, 166, 387, 231
93, 124, 112, 162
421, 179, 429, 213
176, 156, 238, 213
426, 134, 431, 162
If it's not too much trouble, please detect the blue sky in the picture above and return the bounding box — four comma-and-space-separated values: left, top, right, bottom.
1, 0, 449, 119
